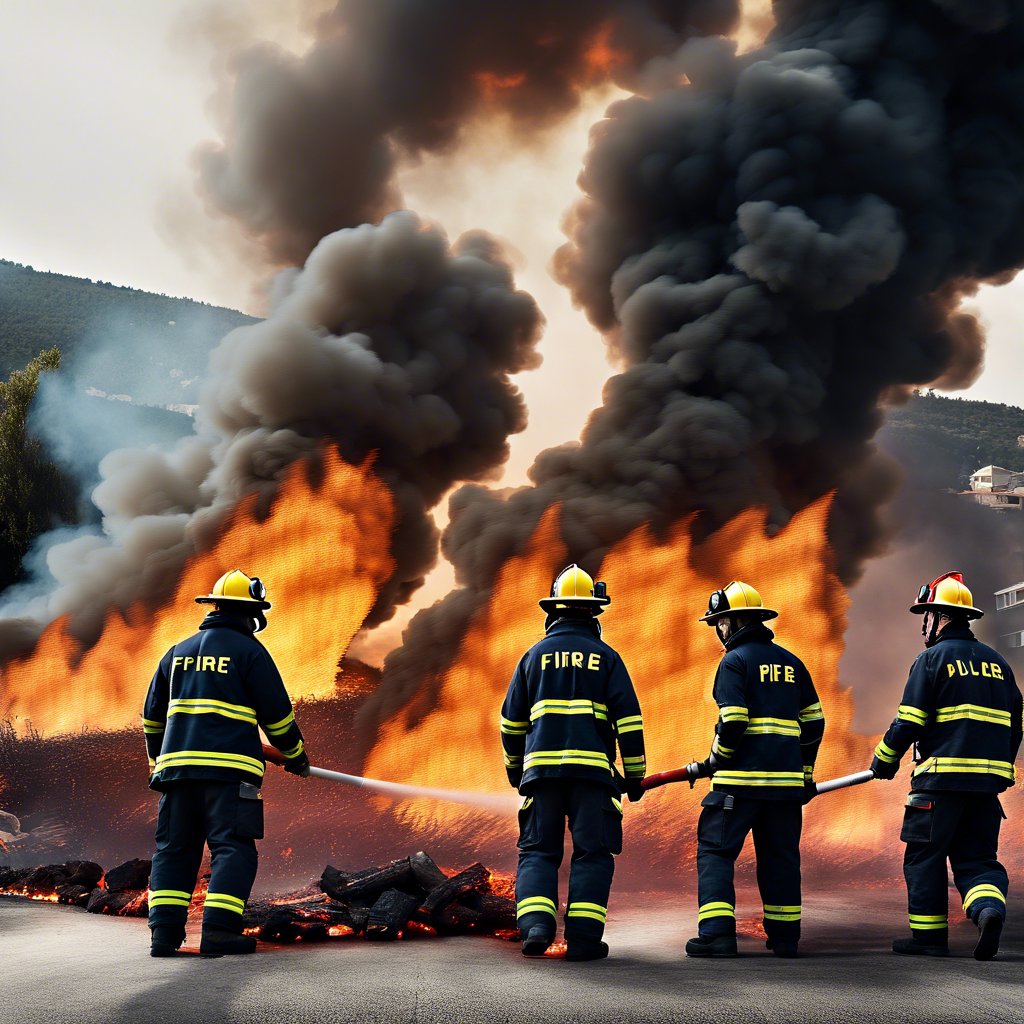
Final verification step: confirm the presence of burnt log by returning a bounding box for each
[464,892,517,931]
[432,901,485,935]
[119,891,149,917]
[320,857,416,903]
[409,851,447,891]
[0,866,31,890]
[103,859,151,892]
[55,884,91,908]
[365,889,420,942]
[87,888,139,915]
[422,863,488,917]
[259,908,329,943]
[18,861,104,895]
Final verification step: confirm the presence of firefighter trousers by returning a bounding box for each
[696,792,802,944]
[901,790,1008,943]
[516,779,623,943]
[148,779,264,936]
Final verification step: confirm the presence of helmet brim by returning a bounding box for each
[539,596,609,613]
[196,595,272,610]
[909,601,983,619]
[698,607,778,624]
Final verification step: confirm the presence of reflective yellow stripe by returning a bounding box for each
[746,717,800,737]
[712,771,803,787]
[913,757,1015,781]
[963,884,1006,911]
[798,703,824,722]
[141,717,165,733]
[764,904,801,921]
[567,901,607,923]
[523,749,611,771]
[909,914,947,923]
[143,724,165,735]
[621,754,646,777]
[264,711,295,736]
[698,901,734,922]
[711,737,734,757]
[935,704,1011,727]
[168,698,257,725]
[504,753,524,767]
[897,704,928,726]
[279,740,304,759]
[149,897,192,909]
[874,741,899,764]
[500,716,530,735]
[155,750,265,778]
[204,892,245,914]
[611,797,622,814]
[530,700,609,722]
[149,888,192,907]
[719,706,749,722]
[517,896,557,919]
[148,758,156,770]
[616,714,644,735]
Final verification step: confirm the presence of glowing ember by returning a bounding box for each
[328,924,354,938]
[543,940,568,959]
[1,448,394,737]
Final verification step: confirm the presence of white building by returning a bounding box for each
[970,465,1016,491]
[995,582,1024,652]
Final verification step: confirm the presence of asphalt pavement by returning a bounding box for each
[1,887,1022,1024]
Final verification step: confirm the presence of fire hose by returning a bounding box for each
[262,744,519,814]
[641,763,876,794]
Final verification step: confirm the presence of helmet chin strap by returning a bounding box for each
[252,609,268,633]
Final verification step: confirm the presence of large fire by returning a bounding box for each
[0,448,395,737]
[365,495,1023,872]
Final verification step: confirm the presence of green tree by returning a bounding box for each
[0,347,77,587]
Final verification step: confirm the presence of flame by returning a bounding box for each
[328,924,354,938]
[475,71,528,101]
[582,24,625,77]
[1,448,395,737]
[365,495,920,869]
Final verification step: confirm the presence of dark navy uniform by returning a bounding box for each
[143,611,305,935]
[872,624,1023,942]
[696,622,825,945]
[500,616,645,944]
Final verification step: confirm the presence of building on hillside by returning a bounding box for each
[970,465,1016,491]
[994,582,1024,662]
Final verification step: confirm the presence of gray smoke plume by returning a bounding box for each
[0,213,540,654]
[196,0,740,266]
[359,0,1024,740]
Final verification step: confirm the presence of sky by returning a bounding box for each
[1,1,1022,666]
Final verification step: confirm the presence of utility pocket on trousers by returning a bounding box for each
[698,791,732,849]
[235,782,265,840]
[604,795,624,856]
[900,794,934,844]
[517,795,537,851]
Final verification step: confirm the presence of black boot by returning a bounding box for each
[150,925,185,958]
[892,936,948,957]
[974,908,1003,962]
[765,937,799,958]
[199,928,257,956]
[521,925,554,958]
[565,939,609,962]
[685,934,738,958]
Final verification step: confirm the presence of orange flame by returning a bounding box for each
[474,71,528,101]
[1,448,395,737]
[582,24,626,77]
[364,495,932,869]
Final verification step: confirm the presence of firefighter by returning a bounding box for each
[143,569,310,957]
[500,564,646,962]
[686,581,825,959]
[870,570,1023,961]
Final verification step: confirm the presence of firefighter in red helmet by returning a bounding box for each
[870,571,1022,960]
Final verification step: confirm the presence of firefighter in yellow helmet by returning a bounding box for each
[870,571,1022,960]
[500,565,646,961]
[142,570,309,957]
[686,581,825,958]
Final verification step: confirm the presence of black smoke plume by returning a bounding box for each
[0,214,540,654]
[196,0,740,266]
[360,0,1024,740]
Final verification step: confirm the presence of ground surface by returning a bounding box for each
[2,887,1022,1024]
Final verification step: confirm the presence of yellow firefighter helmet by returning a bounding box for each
[195,569,272,609]
[699,580,778,624]
[539,564,610,614]
[909,571,983,619]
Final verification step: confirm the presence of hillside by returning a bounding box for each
[0,259,256,405]
[882,391,1024,489]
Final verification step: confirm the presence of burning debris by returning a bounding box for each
[0,851,518,947]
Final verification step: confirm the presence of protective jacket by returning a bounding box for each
[873,624,1022,792]
[142,612,305,789]
[500,617,645,793]
[707,622,825,801]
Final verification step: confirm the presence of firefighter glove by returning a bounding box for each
[870,754,898,780]
[626,778,645,803]
[506,768,523,790]
[284,752,311,777]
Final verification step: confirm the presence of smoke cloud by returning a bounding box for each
[194,0,741,266]
[1,213,540,653]
[360,0,1024,738]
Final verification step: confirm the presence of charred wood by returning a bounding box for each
[365,888,420,941]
